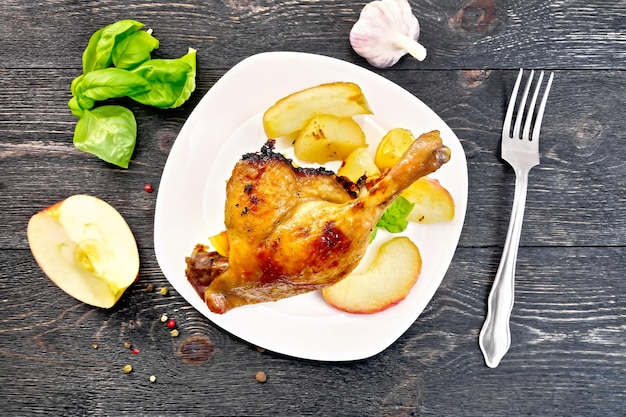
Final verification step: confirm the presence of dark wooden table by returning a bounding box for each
[2,1,625,415]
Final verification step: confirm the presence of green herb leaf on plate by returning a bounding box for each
[371,196,415,240]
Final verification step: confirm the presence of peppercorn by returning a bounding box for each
[124,342,131,349]
[144,183,154,193]
[132,348,139,355]
[160,287,168,296]
[255,371,267,383]
[170,329,179,337]
[146,283,154,292]
[166,319,176,329]
[160,314,168,323]
[149,375,157,383]
[123,364,133,374]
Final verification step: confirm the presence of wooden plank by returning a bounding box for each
[0,1,624,70]
[1,246,624,415]
[2,1,625,415]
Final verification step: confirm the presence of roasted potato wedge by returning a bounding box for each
[374,127,416,170]
[263,82,372,139]
[294,115,366,164]
[337,146,381,182]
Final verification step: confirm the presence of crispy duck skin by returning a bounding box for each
[185,244,229,296]
[186,130,450,313]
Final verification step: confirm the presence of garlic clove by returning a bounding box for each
[349,0,427,68]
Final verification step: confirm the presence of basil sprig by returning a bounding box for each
[69,19,197,168]
[371,196,415,241]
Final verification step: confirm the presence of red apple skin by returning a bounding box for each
[402,177,455,224]
[321,236,422,314]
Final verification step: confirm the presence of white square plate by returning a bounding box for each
[154,52,467,361]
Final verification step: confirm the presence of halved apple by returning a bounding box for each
[402,177,455,224]
[262,82,372,139]
[321,236,421,314]
[27,194,139,308]
[337,146,381,182]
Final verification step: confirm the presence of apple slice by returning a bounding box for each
[321,236,421,314]
[401,177,455,224]
[208,230,229,257]
[27,194,139,308]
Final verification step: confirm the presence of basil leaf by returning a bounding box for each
[79,68,151,101]
[377,196,414,232]
[130,48,196,108]
[68,97,84,118]
[112,30,159,70]
[69,74,95,111]
[73,106,137,168]
[371,196,414,240]
[70,74,84,96]
[82,19,144,73]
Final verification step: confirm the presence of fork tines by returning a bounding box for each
[505,69,555,142]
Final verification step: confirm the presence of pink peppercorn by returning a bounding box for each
[166,319,176,329]
[144,183,154,193]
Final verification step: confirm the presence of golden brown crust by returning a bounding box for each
[185,132,450,313]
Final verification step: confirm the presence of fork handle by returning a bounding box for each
[479,168,530,368]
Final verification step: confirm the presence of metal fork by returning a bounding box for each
[479,69,554,368]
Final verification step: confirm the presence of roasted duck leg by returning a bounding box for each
[186,130,450,313]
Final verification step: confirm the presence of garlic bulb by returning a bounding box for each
[349,0,427,68]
